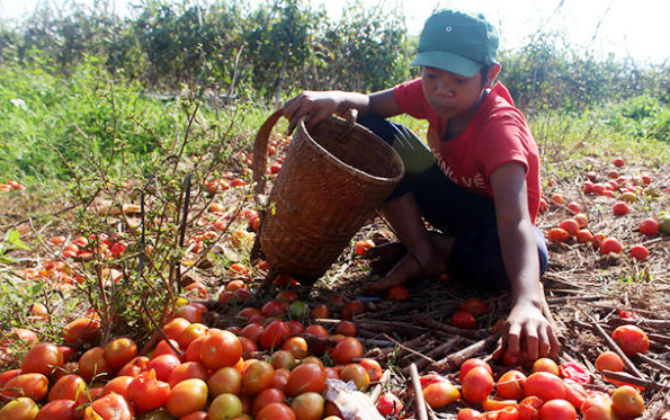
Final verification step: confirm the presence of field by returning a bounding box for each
[1,7,670,418]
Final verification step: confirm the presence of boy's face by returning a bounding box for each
[421,66,488,120]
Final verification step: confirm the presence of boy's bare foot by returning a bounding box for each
[363,253,424,292]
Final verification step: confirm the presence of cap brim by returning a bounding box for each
[411,51,481,77]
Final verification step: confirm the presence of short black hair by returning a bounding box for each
[480,65,490,86]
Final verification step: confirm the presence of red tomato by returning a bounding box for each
[79,346,114,382]
[461,298,487,315]
[548,228,570,242]
[147,353,181,382]
[452,310,476,328]
[21,343,64,377]
[524,372,567,401]
[168,361,208,387]
[611,325,649,356]
[612,158,625,167]
[377,392,403,416]
[252,388,286,415]
[462,366,494,403]
[595,351,624,373]
[127,369,170,412]
[518,396,544,420]
[103,376,134,399]
[48,374,87,401]
[458,408,483,420]
[262,300,286,317]
[282,336,309,359]
[459,358,492,383]
[3,373,49,401]
[558,219,579,236]
[638,218,659,235]
[331,337,364,364]
[36,399,76,420]
[576,229,594,243]
[386,285,412,301]
[539,399,576,420]
[630,244,650,260]
[600,237,623,255]
[200,329,243,369]
[163,317,191,341]
[259,320,290,350]
[334,320,356,336]
[256,402,296,420]
[118,356,149,377]
[612,202,630,216]
[566,202,581,214]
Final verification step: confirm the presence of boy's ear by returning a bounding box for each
[485,63,502,88]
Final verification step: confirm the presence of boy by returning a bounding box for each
[281,9,559,362]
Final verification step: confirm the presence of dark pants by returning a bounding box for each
[360,115,548,290]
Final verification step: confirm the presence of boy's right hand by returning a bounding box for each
[282,91,344,135]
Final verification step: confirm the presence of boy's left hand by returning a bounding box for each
[493,301,560,363]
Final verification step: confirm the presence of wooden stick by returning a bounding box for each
[410,314,483,339]
[409,363,428,420]
[427,334,500,373]
[602,370,670,390]
[381,334,436,365]
[637,353,670,374]
[409,337,461,373]
[369,369,392,404]
[588,317,647,380]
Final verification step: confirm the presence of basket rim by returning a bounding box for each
[297,116,405,185]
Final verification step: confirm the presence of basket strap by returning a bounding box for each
[252,108,284,199]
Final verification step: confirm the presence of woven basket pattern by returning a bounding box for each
[253,110,404,282]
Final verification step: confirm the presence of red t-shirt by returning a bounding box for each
[393,79,542,223]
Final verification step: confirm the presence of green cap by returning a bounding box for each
[411,9,499,77]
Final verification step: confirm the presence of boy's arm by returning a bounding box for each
[489,162,560,362]
[282,88,401,134]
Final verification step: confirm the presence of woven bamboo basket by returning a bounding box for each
[251,109,405,283]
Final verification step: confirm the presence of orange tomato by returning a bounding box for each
[531,358,559,376]
[165,378,209,417]
[285,363,326,396]
[339,363,370,392]
[242,360,275,395]
[496,369,526,400]
[104,337,138,370]
[611,385,644,418]
[252,388,286,415]
[290,391,325,420]
[48,374,87,401]
[256,402,296,420]
[611,325,649,356]
[422,381,460,408]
